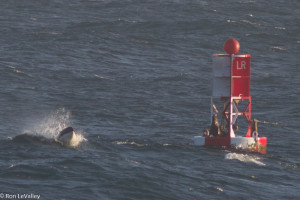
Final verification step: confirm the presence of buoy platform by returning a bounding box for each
[194,135,267,154]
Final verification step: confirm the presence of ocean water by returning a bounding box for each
[0,0,299,199]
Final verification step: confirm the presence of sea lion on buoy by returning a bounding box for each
[210,115,221,137]
[251,118,258,136]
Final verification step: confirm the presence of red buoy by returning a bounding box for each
[224,39,240,54]
[194,39,267,154]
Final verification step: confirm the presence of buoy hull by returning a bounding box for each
[194,136,267,154]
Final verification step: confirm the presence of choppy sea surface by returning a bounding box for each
[0,1,299,199]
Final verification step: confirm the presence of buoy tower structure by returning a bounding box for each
[194,39,267,154]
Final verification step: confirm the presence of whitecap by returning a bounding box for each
[275,26,286,30]
[270,46,285,51]
[126,158,141,165]
[94,74,115,80]
[214,186,224,192]
[8,66,34,78]
[8,164,15,169]
[113,140,146,147]
[240,19,260,26]
[118,18,138,24]
[225,153,266,166]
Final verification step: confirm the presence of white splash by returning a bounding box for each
[225,153,266,166]
[65,132,87,147]
[24,108,87,147]
[29,108,71,139]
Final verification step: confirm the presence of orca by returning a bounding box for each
[13,133,53,144]
[13,127,80,147]
[57,127,79,146]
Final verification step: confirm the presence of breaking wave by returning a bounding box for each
[225,153,266,166]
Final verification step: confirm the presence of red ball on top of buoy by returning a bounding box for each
[224,38,240,54]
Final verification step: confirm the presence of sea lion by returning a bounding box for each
[251,118,258,136]
[210,115,221,137]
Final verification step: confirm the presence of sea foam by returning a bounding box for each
[225,153,266,166]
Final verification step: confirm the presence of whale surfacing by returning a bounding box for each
[13,127,84,148]
[57,127,79,147]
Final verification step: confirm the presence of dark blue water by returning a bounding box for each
[0,1,299,199]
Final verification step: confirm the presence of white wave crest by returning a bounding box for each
[113,140,146,147]
[225,153,266,166]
